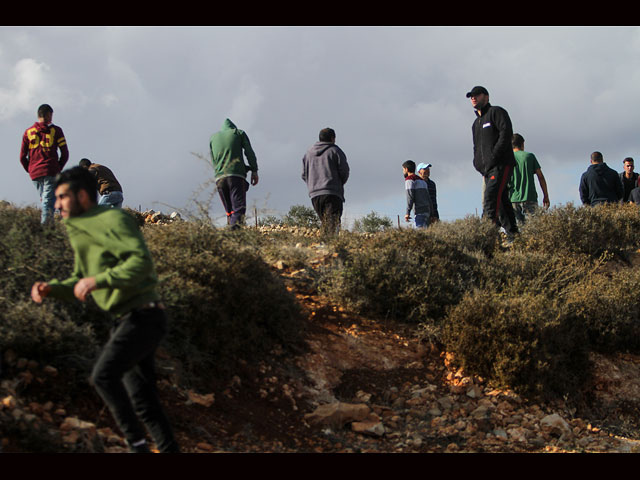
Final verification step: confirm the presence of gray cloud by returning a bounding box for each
[2,26,640,225]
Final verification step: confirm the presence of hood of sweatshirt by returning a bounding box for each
[32,121,52,133]
[221,118,237,130]
[310,142,336,156]
[590,163,613,176]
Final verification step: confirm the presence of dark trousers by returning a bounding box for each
[90,307,179,453]
[482,164,518,237]
[217,176,249,227]
[311,194,343,235]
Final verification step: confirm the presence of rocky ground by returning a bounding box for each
[3,237,640,453]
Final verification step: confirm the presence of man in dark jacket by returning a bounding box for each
[467,86,518,240]
[20,104,69,224]
[301,128,350,235]
[619,157,639,203]
[579,151,623,206]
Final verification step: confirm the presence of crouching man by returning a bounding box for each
[30,166,179,453]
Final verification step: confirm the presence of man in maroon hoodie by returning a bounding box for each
[20,104,69,224]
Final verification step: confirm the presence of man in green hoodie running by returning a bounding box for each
[209,118,259,228]
[30,166,179,453]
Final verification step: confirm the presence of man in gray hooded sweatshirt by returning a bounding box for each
[301,128,350,234]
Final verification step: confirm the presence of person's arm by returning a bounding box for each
[579,174,590,205]
[19,132,30,173]
[35,251,83,303]
[491,108,514,167]
[535,168,550,209]
[616,173,624,201]
[337,149,350,185]
[405,182,414,222]
[240,133,258,186]
[301,155,308,183]
[56,126,69,169]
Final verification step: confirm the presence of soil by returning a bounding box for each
[3,263,640,454]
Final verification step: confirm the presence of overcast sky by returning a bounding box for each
[3,26,640,227]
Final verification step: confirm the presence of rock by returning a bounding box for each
[186,390,215,407]
[355,390,372,403]
[540,413,572,436]
[60,417,97,433]
[196,442,215,451]
[437,395,454,410]
[507,427,529,443]
[493,428,508,440]
[43,365,58,376]
[466,384,484,399]
[304,402,371,427]
[352,420,385,437]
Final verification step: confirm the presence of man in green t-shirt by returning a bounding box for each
[30,166,179,453]
[509,133,550,225]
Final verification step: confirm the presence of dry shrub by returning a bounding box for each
[515,202,640,258]
[0,204,103,363]
[319,220,498,324]
[443,290,590,399]
[144,222,303,385]
[562,267,640,353]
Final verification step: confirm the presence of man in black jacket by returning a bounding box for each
[579,151,623,206]
[619,157,639,203]
[467,86,518,240]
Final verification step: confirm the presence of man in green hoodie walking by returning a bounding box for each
[209,118,259,228]
[30,166,179,453]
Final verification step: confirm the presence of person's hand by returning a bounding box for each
[543,196,550,209]
[74,277,97,302]
[405,214,411,223]
[251,171,259,186]
[31,281,51,303]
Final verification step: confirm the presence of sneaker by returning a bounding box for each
[128,439,151,453]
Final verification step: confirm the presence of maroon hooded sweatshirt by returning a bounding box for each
[20,122,69,180]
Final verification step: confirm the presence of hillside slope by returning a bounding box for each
[3,253,640,453]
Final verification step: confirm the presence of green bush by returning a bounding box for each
[144,222,303,385]
[0,204,104,363]
[319,223,496,324]
[283,205,320,229]
[352,211,393,233]
[515,202,640,258]
[562,267,640,354]
[443,290,590,399]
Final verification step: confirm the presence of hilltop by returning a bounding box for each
[3,209,640,453]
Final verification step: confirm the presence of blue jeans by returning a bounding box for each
[415,213,430,228]
[90,307,179,453]
[99,191,124,208]
[32,175,56,224]
[512,200,538,225]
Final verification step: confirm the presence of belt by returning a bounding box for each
[116,301,166,323]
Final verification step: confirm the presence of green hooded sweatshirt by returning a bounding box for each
[47,206,160,317]
[209,118,258,180]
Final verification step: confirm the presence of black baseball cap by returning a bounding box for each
[466,86,489,98]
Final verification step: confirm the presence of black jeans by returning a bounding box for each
[482,164,518,237]
[90,307,179,453]
[311,194,343,235]
[216,176,249,227]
